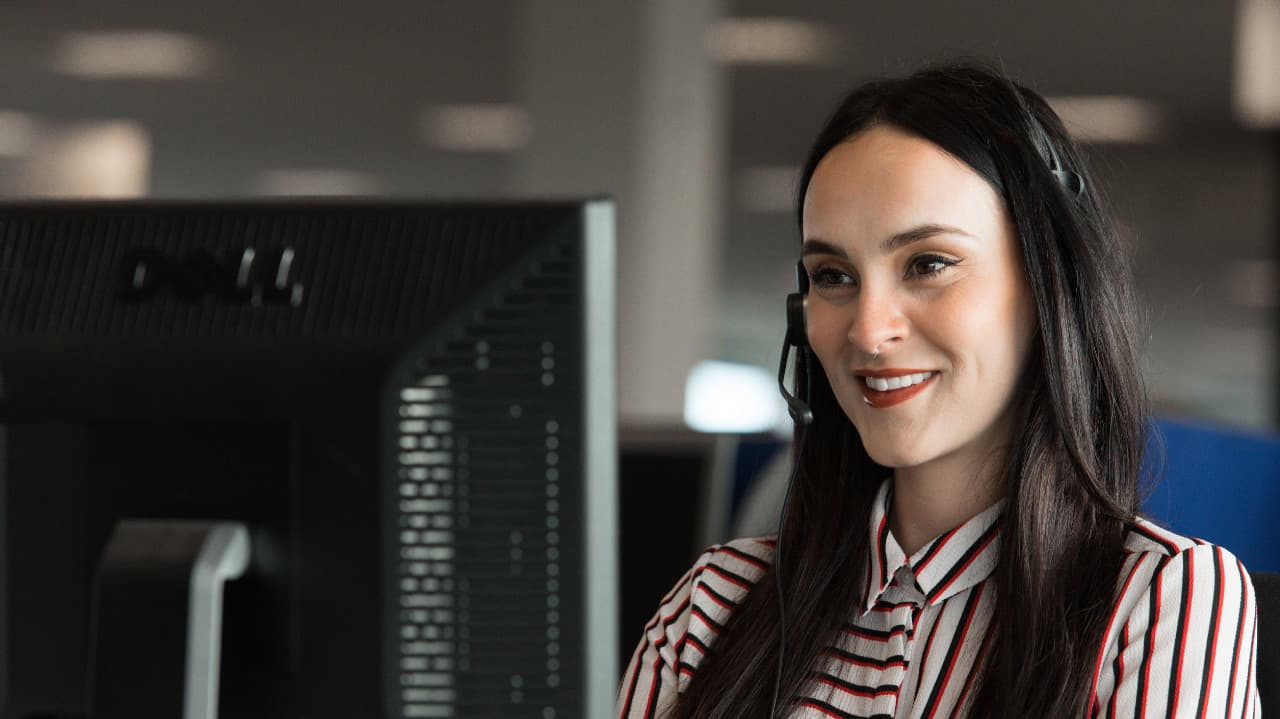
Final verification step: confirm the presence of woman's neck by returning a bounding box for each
[888,448,1006,556]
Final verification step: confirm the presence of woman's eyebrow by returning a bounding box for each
[803,223,975,258]
[881,223,974,252]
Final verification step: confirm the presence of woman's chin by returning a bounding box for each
[861,442,931,471]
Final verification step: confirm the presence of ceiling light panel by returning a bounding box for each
[1046,96,1164,143]
[421,104,532,152]
[52,31,214,79]
[1234,0,1280,127]
[705,18,844,65]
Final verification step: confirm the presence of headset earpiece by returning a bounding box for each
[1042,133,1085,199]
[779,260,813,425]
[785,261,808,348]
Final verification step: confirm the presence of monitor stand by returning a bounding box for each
[89,520,250,719]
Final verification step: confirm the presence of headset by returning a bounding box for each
[767,108,1084,718]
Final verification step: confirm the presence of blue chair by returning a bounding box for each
[1142,418,1280,573]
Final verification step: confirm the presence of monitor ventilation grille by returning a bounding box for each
[392,242,580,718]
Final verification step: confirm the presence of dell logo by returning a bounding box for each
[119,247,305,306]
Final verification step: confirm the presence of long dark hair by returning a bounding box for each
[678,62,1150,718]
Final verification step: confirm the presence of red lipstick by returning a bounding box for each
[856,370,938,409]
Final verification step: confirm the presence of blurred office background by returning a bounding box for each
[0,0,1274,431]
[1,0,1276,657]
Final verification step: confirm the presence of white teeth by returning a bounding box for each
[864,372,934,392]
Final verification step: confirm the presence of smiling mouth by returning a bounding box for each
[857,371,938,409]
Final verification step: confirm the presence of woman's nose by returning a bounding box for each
[846,288,909,358]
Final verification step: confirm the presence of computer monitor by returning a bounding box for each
[0,199,617,719]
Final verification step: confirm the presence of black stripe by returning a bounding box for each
[910,524,958,573]
[1223,558,1247,717]
[700,561,757,590]
[876,515,890,593]
[1130,522,1182,557]
[698,581,740,610]
[822,646,909,668]
[642,653,664,719]
[840,622,913,641]
[925,522,999,603]
[808,669,902,697]
[950,628,992,719]
[676,660,697,675]
[658,596,692,636]
[1133,557,1169,719]
[714,543,771,571]
[1106,623,1125,719]
[798,697,860,719]
[690,604,725,633]
[913,607,946,706]
[685,632,710,654]
[871,600,919,613]
[1167,552,1193,717]
[920,582,985,719]
[1193,547,1224,717]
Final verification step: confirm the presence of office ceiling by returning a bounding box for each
[0,1,1242,191]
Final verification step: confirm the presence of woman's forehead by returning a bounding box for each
[801,125,1007,248]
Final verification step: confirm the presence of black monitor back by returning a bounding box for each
[0,200,617,718]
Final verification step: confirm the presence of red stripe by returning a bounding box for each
[1107,622,1130,719]
[798,700,852,718]
[621,590,690,718]
[1225,558,1248,719]
[1171,551,1196,719]
[873,510,890,596]
[913,610,945,705]
[819,649,909,670]
[1131,521,1188,556]
[925,583,985,719]
[695,583,735,611]
[950,625,993,719]
[1242,585,1258,718]
[1196,548,1226,719]
[1088,556,1145,714]
[1138,567,1163,718]
[927,526,998,602]
[912,523,962,574]
[870,601,917,613]
[659,596,692,631]
[715,543,770,571]
[812,676,898,699]
[689,605,723,635]
[640,653,663,719]
[619,643,645,718]
[840,624,911,642]
[701,564,754,591]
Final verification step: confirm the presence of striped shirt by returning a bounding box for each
[617,480,1261,718]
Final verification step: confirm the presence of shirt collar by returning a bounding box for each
[861,478,1004,615]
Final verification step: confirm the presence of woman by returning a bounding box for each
[617,63,1260,718]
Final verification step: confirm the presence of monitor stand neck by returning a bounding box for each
[89,520,250,719]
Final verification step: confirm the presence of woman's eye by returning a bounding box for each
[809,267,854,288]
[908,254,956,278]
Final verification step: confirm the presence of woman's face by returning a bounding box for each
[801,124,1036,474]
